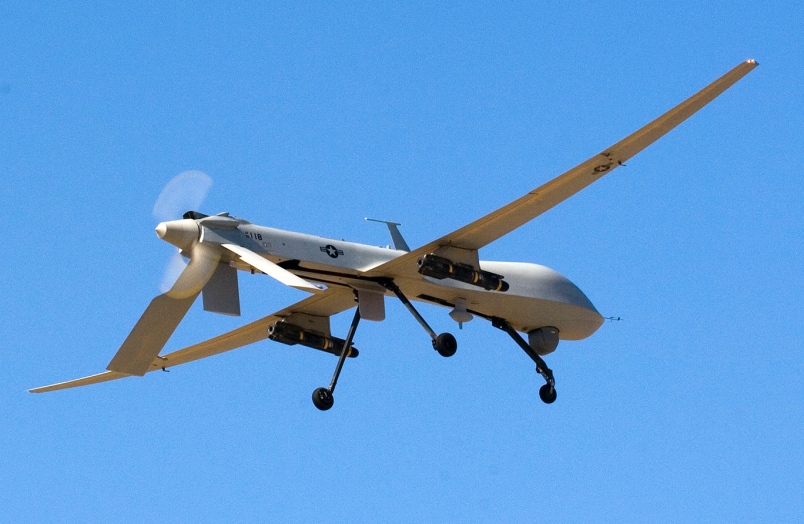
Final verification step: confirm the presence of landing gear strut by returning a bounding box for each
[492,317,557,404]
[380,280,457,357]
[312,277,456,411]
[312,307,361,411]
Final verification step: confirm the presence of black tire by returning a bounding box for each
[539,384,557,404]
[433,333,457,357]
[312,387,334,411]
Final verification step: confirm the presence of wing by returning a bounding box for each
[30,286,357,393]
[152,286,355,369]
[365,60,757,279]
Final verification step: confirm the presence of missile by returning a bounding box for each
[417,254,509,292]
[268,321,359,358]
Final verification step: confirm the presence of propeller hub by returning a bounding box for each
[155,219,200,249]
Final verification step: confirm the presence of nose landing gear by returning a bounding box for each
[539,383,557,404]
[492,317,558,405]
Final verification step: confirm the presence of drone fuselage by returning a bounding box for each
[192,220,603,341]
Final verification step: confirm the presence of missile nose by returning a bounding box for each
[155,219,200,249]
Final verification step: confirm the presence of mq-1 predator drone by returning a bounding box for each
[32,60,758,410]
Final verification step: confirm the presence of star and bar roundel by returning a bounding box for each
[320,244,344,259]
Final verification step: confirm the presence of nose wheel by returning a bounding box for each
[539,383,557,404]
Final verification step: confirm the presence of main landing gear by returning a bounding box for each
[380,280,457,357]
[312,307,362,411]
[492,318,557,404]
[311,282,558,409]
[312,280,457,411]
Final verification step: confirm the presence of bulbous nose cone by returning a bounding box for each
[155,219,200,249]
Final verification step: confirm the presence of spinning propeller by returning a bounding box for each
[152,170,213,295]
[106,171,231,376]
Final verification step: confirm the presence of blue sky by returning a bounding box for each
[2,1,802,522]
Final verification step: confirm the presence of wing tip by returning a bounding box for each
[28,371,129,393]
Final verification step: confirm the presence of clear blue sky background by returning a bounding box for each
[2,2,801,522]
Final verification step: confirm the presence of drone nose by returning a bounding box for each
[155,219,200,249]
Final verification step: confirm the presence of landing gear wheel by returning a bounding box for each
[539,384,557,404]
[312,387,334,411]
[433,333,457,357]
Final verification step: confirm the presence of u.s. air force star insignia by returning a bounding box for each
[320,244,344,259]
